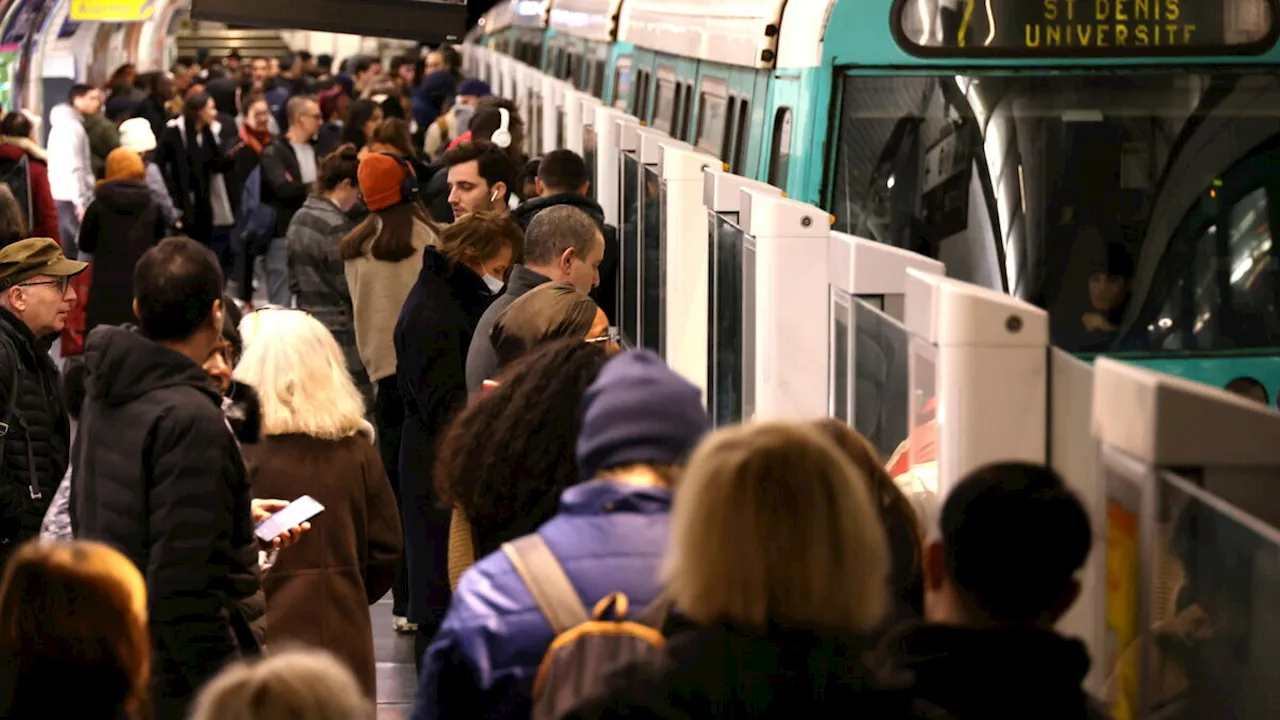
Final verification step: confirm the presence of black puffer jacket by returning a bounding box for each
[0,307,68,567]
[71,325,261,720]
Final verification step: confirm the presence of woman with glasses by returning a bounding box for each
[233,307,402,699]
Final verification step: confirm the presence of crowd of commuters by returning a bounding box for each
[0,43,1124,720]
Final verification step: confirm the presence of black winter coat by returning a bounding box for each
[79,179,166,332]
[71,325,262,720]
[0,307,68,567]
[510,192,621,323]
[393,248,494,629]
[155,117,233,244]
[259,137,311,237]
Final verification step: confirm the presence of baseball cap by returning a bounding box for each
[0,238,88,287]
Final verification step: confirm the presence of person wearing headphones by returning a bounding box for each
[441,142,518,221]
[424,98,524,222]
[339,150,441,637]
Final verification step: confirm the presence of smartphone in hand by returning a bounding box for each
[254,495,325,543]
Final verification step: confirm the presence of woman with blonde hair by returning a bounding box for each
[189,648,372,720]
[234,308,403,698]
[568,421,913,718]
[0,540,150,719]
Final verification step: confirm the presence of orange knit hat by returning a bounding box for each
[358,152,413,212]
[104,147,145,183]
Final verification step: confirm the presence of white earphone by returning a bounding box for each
[490,107,512,149]
[490,188,500,202]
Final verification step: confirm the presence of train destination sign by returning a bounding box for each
[896,0,1276,55]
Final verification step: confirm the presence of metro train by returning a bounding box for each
[467,0,1280,399]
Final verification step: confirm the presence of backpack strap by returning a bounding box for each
[0,331,21,452]
[502,535,589,634]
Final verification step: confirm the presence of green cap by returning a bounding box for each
[0,238,88,287]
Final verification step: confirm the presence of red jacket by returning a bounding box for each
[0,137,60,243]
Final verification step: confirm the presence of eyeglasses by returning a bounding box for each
[18,277,71,293]
[585,327,621,345]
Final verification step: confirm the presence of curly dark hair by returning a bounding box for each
[434,338,609,556]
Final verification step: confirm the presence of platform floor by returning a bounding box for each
[372,597,419,719]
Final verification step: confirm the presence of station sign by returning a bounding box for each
[896,0,1277,56]
[70,0,154,22]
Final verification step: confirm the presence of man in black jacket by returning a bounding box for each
[0,238,86,569]
[259,94,321,306]
[873,463,1108,719]
[510,149,620,324]
[72,237,260,720]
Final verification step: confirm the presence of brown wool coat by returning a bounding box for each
[242,432,403,698]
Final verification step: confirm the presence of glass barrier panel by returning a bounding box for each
[709,211,745,426]
[584,125,598,201]
[1102,459,1146,720]
[896,337,940,527]
[743,233,757,421]
[831,289,852,425]
[620,153,642,346]
[853,298,911,460]
[640,166,664,355]
[1146,471,1280,720]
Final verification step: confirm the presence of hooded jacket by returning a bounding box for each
[414,482,672,720]
[71,325,261,719]
[510,192,621,323]
[46,104,94,209]
[78,179,166,331]
[0,136,60,242]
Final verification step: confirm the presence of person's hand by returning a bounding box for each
[1082,311,1117,332]
[251,498,311,550]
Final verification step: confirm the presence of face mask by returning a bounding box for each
[483,273,504,294]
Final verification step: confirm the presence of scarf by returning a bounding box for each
[239,123,272,155]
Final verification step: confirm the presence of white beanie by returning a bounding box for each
[118,117,156,154]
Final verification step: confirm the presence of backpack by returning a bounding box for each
[502,534,670,720]
[0,154,32,228]
[236,165,277,257]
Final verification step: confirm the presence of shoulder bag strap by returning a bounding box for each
[502,534,589,634]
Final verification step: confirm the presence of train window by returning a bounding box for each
[679,82,694,140]
[768,107,792,187]
[652,78,676,133]
[695,77,730,158]
[633,70,649,120]
[894,0,1278,57]
[593,59,606,99]
[614,58,633,111]
[732,99,750,175]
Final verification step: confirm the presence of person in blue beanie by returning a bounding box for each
[412,348,711,720]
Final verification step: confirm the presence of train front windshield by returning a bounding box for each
[828,71,1280,353]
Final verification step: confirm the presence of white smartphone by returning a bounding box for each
[254,495,325,542]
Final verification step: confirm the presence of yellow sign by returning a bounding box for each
[70,0,154,22]
[1026,0,1198,48]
